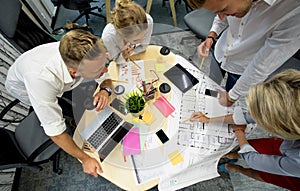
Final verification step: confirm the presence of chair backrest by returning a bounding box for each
[15,112,60,163]
[62,0,91,11]
[0,0,56,52]
[184,8,216,40]
[0,0,21,38]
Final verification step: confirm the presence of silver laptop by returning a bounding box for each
[80,107,133,161]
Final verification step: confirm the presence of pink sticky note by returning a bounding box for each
[123,128,141,156]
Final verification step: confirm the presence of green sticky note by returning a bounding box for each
[155,63,166,72]
[131,122,149,150]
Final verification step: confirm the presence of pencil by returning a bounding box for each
[129,57,141,69]
[199,57,205,70]
[112,79,128,83]
[182,113,207,123]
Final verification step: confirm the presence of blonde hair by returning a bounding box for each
[111,0,148,38]
[186,0,207,9]
[247,69,300,140]
[59,29,104,68]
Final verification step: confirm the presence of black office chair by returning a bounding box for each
[0,100,62,175]
[0,0,65,176]
[0,0,56,53]
[51,0,106,29]
[184,8,216,40]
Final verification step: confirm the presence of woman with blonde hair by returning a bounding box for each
[102,0,153,65]
[190,69,300,190]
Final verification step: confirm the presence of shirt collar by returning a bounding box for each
[60,57,74,84]
[263,0,277,6]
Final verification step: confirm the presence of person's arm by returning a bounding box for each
[190,112,235,124]
[228,15,300,100]
[198,16,228,57]
[26,77,103,177]
[50,132,102,177]
[235,126,300,177]
[209,15,228,38]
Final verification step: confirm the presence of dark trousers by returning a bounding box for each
[209,55,241,91]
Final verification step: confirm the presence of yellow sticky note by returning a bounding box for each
[168,150,184,166]
[142,111,156,125]
[155,63,166,72]
[132,118,140,123]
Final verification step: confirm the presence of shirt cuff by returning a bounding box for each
[228,89,240,101]
[233,106,247,125]
[238,144,257,154]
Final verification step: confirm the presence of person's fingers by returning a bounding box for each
[91,170,98,178]
[93,96,99,107]
[198,41,210,57]
[95,96,109,111]
[96,162,103,174]
[191,112,202,118]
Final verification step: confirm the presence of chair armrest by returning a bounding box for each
[0,99,23,123]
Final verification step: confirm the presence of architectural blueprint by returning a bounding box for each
[158,55,256,190]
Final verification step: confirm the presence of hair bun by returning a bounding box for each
[116,0,132,8]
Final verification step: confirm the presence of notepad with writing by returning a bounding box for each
[153,95,175,117]
[123,127,141,156]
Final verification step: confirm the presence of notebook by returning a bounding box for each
[153,95,175,117]
[80,107,133,161]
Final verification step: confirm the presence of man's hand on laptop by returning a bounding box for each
[93,91,109,111]
[82,156,103,177]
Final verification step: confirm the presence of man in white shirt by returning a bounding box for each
[188,0,300,106]
[5,29,113,177]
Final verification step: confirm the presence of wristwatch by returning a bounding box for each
[227,94,237,103]
[207,36,216,44]
[100,87,112,96]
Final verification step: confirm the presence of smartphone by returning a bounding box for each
[205,89,218,98]
[156,129,169,144]
[110,98,128,115]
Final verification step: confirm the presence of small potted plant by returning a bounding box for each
[124,90,145,115]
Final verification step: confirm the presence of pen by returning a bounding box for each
[112,79,128,83]
[129,57,141,69]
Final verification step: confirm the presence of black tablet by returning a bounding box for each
[163,64,199,93]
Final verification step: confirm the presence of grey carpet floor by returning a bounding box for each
[16,30,286,191]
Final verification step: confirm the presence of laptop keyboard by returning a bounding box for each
[87,112,123,149]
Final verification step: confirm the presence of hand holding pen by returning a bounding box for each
[189,112,209,123]
[122,41,135,61]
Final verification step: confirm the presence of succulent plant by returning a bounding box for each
[124,91,145,113]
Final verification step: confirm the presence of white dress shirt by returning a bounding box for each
[102,14,153,65]
[5,42,106,136]
[210,0,300,100]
